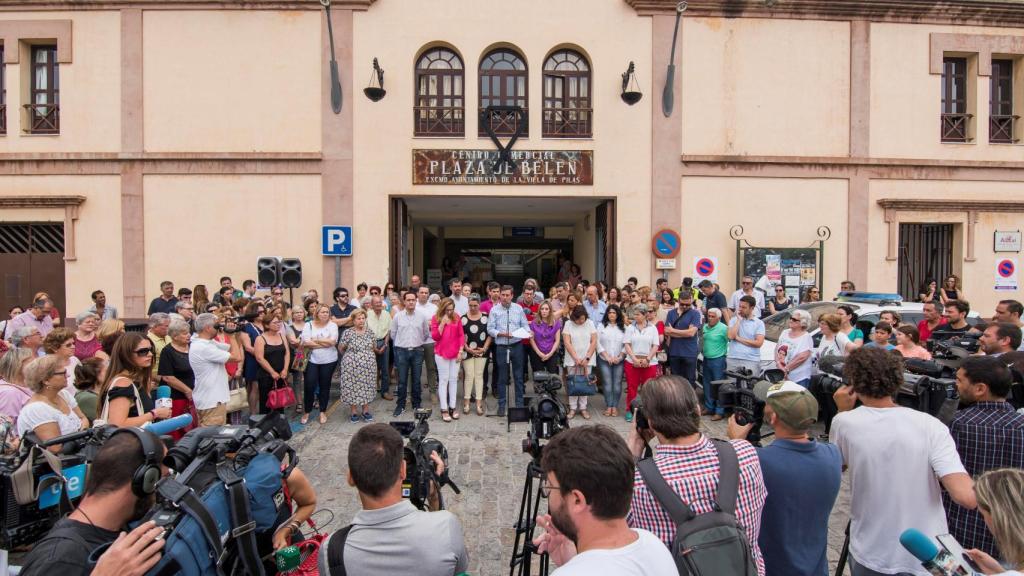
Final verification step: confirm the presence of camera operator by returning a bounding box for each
[727,381,842,576]
[830,346,977,576]
[531,426,676,575]
[930,299,971,342]
[188,312,243,426]
[965,468,1024,576]
[625,375,767,574]
[19,429,166,576]
[943,356,1024,559]
[979,322,1022,357]
[318,423,467,576]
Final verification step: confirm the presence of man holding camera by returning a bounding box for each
[318,423,467,576]
[532,426,676,575]
[625,375,767,574]
[944,356,1024,558]
[189,312,243,426]
[830,347,977,576]
[20,430,166,576]
[728,381,842,576]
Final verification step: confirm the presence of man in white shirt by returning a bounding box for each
[532,425,676,576]
[449,278,469,316]
[830,346,977,576]
[729,276,765,318]
[188,313,243,426]
[416,286,439,393]
[727,296,765,376]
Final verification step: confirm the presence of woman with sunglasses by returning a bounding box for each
[42,328,81,392]
[17,355,89,453]
[96,332,171,427]
[803,286,821,303]
[767,285,793,315]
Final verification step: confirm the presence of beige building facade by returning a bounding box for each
[0,0,1022,320]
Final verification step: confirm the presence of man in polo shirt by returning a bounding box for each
[729,276,765,319]
[728,381,842,576]
[917,301,947,343]
[147,281,178,315]
[664,292,701,385]
[727,295,765,376]
[582,286,607,324]
[3,298,54,340]
[699,280,730,323]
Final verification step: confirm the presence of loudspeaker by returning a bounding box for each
[257,257,281,287]
[281,258,302,288]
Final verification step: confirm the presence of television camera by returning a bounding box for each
[389,408,460,512]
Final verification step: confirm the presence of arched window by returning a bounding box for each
[543,49,590,137]
[479,48,528,137]
[415,47,464,136]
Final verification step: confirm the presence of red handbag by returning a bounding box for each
[267,378,296,410]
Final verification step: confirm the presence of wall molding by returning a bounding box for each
[878,198,1024,262]
[0,0,374,11]
[0,19,72,64]
[0,195,85,261]
[930,33,1024,76]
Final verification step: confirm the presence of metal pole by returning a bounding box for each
[335,256,342,289]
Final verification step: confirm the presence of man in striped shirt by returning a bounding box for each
[626,375,767,575]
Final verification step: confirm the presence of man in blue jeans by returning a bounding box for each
[389,292,430,417]
[486,285,530,416]
[664,292,701,385]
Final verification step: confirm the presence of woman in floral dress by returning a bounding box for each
[338,309,378,423]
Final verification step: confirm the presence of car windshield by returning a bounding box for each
[763,302,855,342]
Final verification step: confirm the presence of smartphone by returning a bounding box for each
[936,533,981,573]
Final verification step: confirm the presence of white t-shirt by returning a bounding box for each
[563,320,597,367]
[830,406,967,576]
[813,332,850,374]
[189,336,232,411]
[301,321,340,365]
[552,528,677,576]
[597,324,625,359]
[17,390,80,438]
[624,324,660,364]
[777,329,814,382]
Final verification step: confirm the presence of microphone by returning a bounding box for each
[155,385,173,410]
[143,414,193,437]
[898,529,973,576]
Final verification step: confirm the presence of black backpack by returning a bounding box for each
[637,439,756,576]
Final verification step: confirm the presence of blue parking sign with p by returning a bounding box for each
[322,226,352,256]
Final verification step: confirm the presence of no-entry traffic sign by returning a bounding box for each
[998,259,1015,277]
[694,256,718,282]
[652,229,681,258]
[996,258,1018,291]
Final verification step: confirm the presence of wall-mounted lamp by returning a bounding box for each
[621,61,642,105]
[363,58,386,102]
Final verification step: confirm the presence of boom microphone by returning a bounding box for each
[143,414,193,437]
[898,529,973,576]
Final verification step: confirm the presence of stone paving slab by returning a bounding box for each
[289,391,852,576]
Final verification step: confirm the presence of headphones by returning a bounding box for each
[111,427,162,498]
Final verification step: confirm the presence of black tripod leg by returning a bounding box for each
[510,464,535,576]
[835,520,851,576]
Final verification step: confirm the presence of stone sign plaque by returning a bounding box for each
[413,149,593,185]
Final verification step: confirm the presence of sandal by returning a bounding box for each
[581,410,591,420]
[463,402,470,414]
[451,410,460,420]
[568,410,576,420]
[602,408,612,417]
[319,413,327,425]
[442,410,452,422]
[476,403,485,416]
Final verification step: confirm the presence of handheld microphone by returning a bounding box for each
[898,529,973,576]
[155,385,173,410]
[143,414,193,437]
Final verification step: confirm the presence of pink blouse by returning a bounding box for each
[430,315,465,359]
[0,379,33,427]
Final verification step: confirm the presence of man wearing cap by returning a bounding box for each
[728,381,842,576]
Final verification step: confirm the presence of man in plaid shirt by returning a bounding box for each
[626,375,767,575]
[944,356,1024,558]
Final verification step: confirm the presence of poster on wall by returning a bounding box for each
[786,287,801,303]
[995,258,1019,291]
[800,266,817,286]
[765,255,782,283]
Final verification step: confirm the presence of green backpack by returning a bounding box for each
[637,439,756,576]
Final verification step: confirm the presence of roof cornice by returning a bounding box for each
[626,0,1024,26]
[0,0,376,11]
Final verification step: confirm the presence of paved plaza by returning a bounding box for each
[289,387,853,576]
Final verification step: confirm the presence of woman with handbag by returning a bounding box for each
[623,303,660,422]
[338,309,379,423]
[157,319,197,439]
[286,305,306,415]
[562,305,597,420]
[255,313,291,415]
[97,332,171,427]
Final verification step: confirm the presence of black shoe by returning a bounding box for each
[496,405,507,417]
[393,406,405,417]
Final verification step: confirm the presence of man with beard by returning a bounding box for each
[979,322,1022,357]
[532,425,675,575]
[20,429,167,576]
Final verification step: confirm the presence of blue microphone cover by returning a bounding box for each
[899,528,939,563]
[156,385,171,399]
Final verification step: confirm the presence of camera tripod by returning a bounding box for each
[509,458,550,576]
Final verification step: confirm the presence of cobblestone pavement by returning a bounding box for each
[289,388,852,576]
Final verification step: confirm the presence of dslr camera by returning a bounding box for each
[389,409,460,511]
[509,371,569,461]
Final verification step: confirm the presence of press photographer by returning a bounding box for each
[189,312,244,426]
[830,346,977,576]
[318,423,467,576]
[19,428,167,576]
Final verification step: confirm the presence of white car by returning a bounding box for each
[757,292,980,374]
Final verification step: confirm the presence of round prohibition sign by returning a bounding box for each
[652,229,682,258]
[998,259,1015,278]
[696,258,715,277]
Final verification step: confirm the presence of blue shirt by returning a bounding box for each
[582,299,608,324]
[727,316,765,362]
[665,307,702,358]
[757,439,842,576]
[486,302,530,345]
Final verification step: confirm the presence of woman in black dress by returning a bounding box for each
[97,332,171,426]
[255,313,290,414]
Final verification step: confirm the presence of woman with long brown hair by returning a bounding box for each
[96,332,171,427]
[193,284,211,313]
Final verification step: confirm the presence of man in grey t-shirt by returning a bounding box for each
[319,424,468,576]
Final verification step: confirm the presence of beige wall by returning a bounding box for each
[681,17,850,157]
[141,175,322,304]
[143,11,321,153]
[0,175,122,315]
[871,23,1024,161]
[680,176,849,295]
[351,0,652,286]
[867,179,1024,314]
[0,11,121,153]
